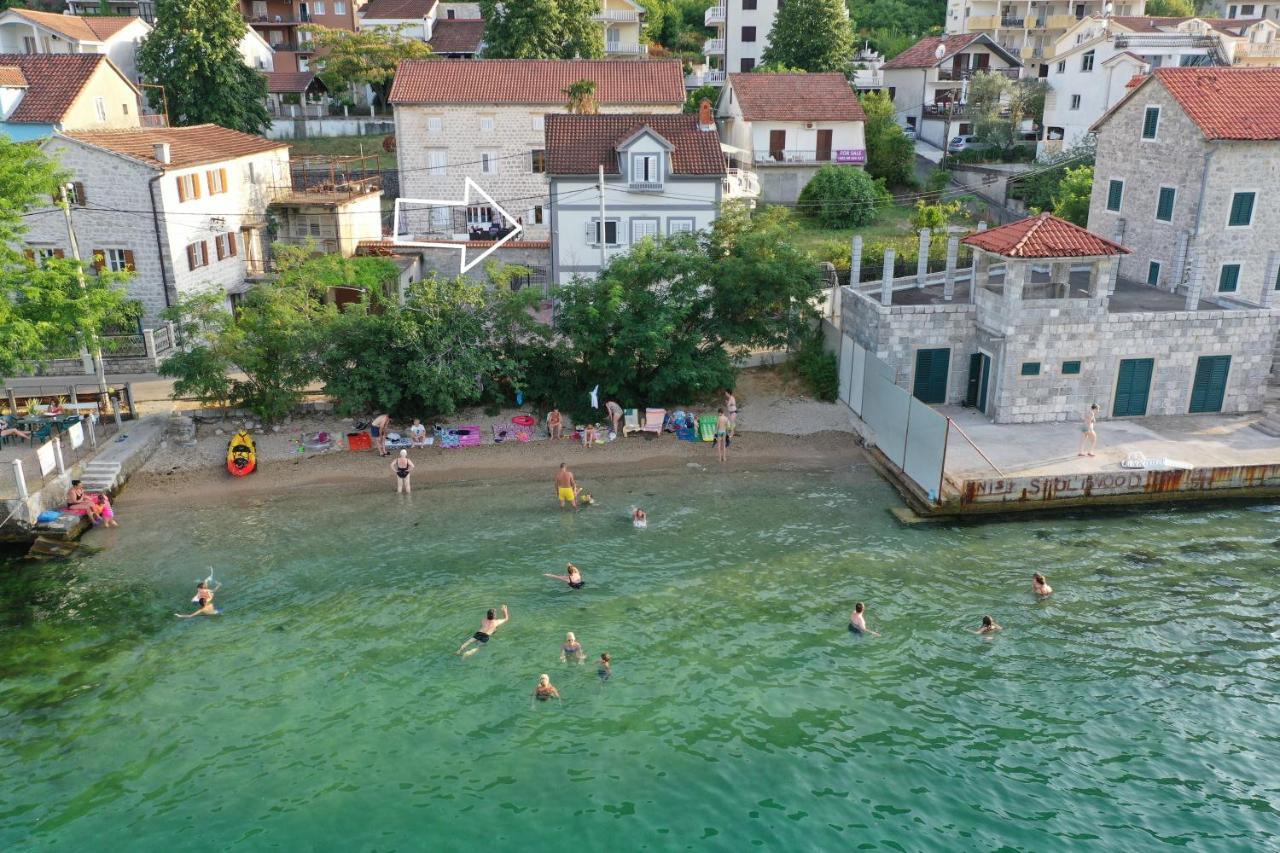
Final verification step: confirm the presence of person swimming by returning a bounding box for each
[632,507,647,528]
[544,563,585,589]
[177,578,222,617]
[533,673,561,701]
[975,615,1003,635]
[1033,573,1053,596]
[848,601,881,636]
[597,652,612,682]
[456,605,510,657]
[560,631,585,663]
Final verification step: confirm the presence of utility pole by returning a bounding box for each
[598,163,607,269]
[60,183,109,401]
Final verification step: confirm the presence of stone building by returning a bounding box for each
[23,126,291,327]
[389,59,685,242]
[841,213,1280,423]
[1087,66,1280,306]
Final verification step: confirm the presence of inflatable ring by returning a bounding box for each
[511,414,536,427]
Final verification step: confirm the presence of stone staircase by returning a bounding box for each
[78,460,122,493]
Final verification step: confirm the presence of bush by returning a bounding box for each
[793,329,838,402]
[797,166,892,228]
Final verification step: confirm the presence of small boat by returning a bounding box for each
[227,430,257,476]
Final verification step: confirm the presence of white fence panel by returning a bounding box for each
[849,343,867,416]
[903,398,948,500]
[838,335,854,405]
[862,359,911,469]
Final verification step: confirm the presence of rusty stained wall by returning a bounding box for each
[956,464,1280,507]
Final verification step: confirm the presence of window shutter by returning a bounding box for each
[201,240,208,265]
[228,232,237,256]
[215,236,225,260]
[206,170,214,194]
[586,220,596,243]
[53,249,65,259]
[176,176,186,202]
[72,182,86,206]
[192,177,202,199]
[122,250,135,271]
[92,250,105,273]
[23,248,33,261]
[186,243,197,270]
[220,168,228,192]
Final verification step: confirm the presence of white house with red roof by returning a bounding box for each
[389,58,685,242]
[881,33,1022,149]
[839,211,1279,423]
[0,9,150,82]
[1088,66,1280,309]
[716,71,867,204]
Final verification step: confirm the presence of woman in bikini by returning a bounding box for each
[560,631,585,663]
[65,480,102,524]
[533,673,561,702]
[544,563,585,589]
[391,449,414,494]
[177,581,221,618]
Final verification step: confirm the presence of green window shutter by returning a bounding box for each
[1228,192,1255,227]
[1147,261,1161,285]
[1189,355,1230,414]
[1218,264,1240,293]
[1107,180,1123,212]
[1142,107,1160,139]
[1156,187,1175,221]
[1274,261,1280,291]
[1114,358,1154,417]
[1062,360,1082,375]
[913,348,950,405]
[1021,361,1040,376]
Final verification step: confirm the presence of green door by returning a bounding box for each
[913,347,950,405]
[1113,358,1154,417]
[1189,355,1230,413]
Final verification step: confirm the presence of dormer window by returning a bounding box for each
[630,152,662,190]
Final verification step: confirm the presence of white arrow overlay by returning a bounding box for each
[391,177,524,274]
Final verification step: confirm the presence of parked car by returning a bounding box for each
[902,125,916,141]
[947,134,985,153]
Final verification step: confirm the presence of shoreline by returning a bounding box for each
[127,429,865,508]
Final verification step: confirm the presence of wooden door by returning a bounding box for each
[769,129,786,161]
[815,129,832,162]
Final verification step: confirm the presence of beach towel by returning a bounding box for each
[642,408,665,435]
[1121,451,1193,471]
[697,415,717,442]
[493,425,511,443]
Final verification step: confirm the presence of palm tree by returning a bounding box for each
[563,79,599,115]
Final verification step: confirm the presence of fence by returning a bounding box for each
[0,411,126,500]
[835,333,950,502]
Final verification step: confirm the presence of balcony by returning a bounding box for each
[1044,14,1077,28]
[267,41,313,52]
[595,9,638,22]
[140,113,168,128]
[1239,41,1280,58]
[628,180,663,192]
[722,168,760,198]
[705,4,725,26]
[922,102,982,118]
[1000,16,1025,27]
[968,15,999,29]
[752,149,866,165]
[605,41,647,55]
[704,37,725,55]
[685,68,726,87]
[935,66,1021,81]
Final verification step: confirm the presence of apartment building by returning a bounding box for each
[1087,67,1280,308]
[1209,0,1280,22]
[701,0,852,82]
[945,0,1147,76]
[389,59,685,241]
[24,126,291,325]
[65,0,155,23]
[0,53,142,141]
[240,0,360,73]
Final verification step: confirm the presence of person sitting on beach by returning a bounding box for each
[370,413,391,457]
[632,508,647,528]
[561,631,585,663]
[975,615,1002,635]
[391,449,414,494]
[65,480,102,524]
[544,563,585,589]
[849,602,881,637]
[409,419,429,447]
[597,652,612,681]
[456,605,510,657]
[1033,573,1053,596]
[533,673,561,702]
[582,423,598,448]
[555,463,577,508]
[178,581,221,618]
[1,422,29,440]
[547,408,564,441]
[90,492,119,528]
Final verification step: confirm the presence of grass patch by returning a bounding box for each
[787,203,915,259]
[287,135,397,170]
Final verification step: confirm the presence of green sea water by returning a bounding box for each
[1,461,1279,850]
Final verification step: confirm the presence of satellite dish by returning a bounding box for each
[935,44,947,60]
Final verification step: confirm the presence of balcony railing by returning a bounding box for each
[605,41,647,55]
[248,14,308,25]
[704,37,725,55]
[935,66,1021,81]
[140,113,168,127]
[705,4,725,26]
[753,149,864,165]
[922,102,981,118]
[595,9,638,22]
[628,180,663,192]
[267,41,313,52]
[685,68,726,87]
[1000,16,1025,27]
[722,168,760,198]
[1241,41,1280,57]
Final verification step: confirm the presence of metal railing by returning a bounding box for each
[1,415,125,501]
[685,69,726,86]
[752,149,840,164]
[935,67,1021,81]
[1000,16,1025,27]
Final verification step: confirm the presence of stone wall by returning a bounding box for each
[411,244,551,288]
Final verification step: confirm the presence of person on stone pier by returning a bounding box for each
[1078,403,1100,457]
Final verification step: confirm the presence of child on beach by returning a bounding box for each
[409,419,429,447]
[91,493,119,528]
[582,423,599,448]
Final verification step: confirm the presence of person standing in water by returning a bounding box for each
[1033,573,1053,596]
[848,602,881,636]
[456,605,510,657]
[533,673,561,701]
[715,408,730,463]
[544,563,585,589]
[391,449,414,494]
[597,653,612,681]
[975,615,1002,634]
[370,413,391,457]
[1078,403,1099,457]
[561,631,585,663]
[555,463,578,508]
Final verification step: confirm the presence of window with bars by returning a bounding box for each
[1155,187,1175,222]
[1106,179,1123,212]
[1228,191,1255,227]
[426,116,443,134]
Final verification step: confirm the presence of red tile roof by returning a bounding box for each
[7,9,139,41]
[545,113,725,176]
[1147,66,1280,140]
[725,72,865,123]
[427,18,484,54]
[962,213,1129,258]
[389,59,685,106]
[62,125,288,169]
[266,70,324,94]
[360,0,436,18]
[0,65,28,88]
[882,33,1021,69]
[1125,73,1147,89]
[0,53,110,124]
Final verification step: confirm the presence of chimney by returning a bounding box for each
[153,142,171,164]
[697,97,715,131]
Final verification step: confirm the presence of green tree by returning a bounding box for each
[1144,0,1195,14]
[137,0,270,133]
[302,25,434,111]
[762,0,855,72]
[968,72,1047,158]
[479,0,603,59]
[909,198,964,231]
[1050,165,1094,226]
[797,166,892,227]
[754,61,806,73]
[860,89,916,187]
[683,84,719,113]
[563,79,599,114]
